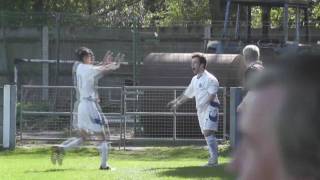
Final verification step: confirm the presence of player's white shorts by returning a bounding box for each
[74,98,105,133]
[198,102,219,133]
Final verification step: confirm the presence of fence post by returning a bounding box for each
[69,88,73,137]
[173,89,177,143]
[230,87,243,148]
[120,86,124,150]
[123,87,127,150]
[42,26,49,100]
[3,85,17,149]
[19,86,24,143]
[223,87,227,141]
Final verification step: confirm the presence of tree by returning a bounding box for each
[2,0,320,28]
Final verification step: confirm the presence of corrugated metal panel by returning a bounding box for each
[140,53,245,87]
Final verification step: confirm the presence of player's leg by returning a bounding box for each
[203,130,218,167]
[92,102,112,170]
[96,127,111,170]
[51,130,88,165]
[59,136,84,150]
[202,104,219,167]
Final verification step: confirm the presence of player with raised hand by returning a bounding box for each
[51,47,124,170]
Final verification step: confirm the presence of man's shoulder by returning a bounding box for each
[191,75,197,81]
[248,62,264,70]
[245,62,264,76]
[205,71,218,82]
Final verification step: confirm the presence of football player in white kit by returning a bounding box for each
[168,53,220,167]
[51,47,124,170]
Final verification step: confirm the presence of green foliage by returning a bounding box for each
[160,0,211,26]
[2,0,320,28]
[270,8,283,28]
[251,6,262,28]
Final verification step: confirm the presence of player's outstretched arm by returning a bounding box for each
[167,95,189,111]
[95,51,125,73]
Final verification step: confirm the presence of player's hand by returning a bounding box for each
[115,53,125,62]
[114,53,125,66]
[167,100,177,111]
[102,50,114,65]
[167,99,175,107]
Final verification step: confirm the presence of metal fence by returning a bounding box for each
[19,85,227,147]
[123,86,227,144]
[19,85,123,143]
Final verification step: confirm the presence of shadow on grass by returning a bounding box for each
[149,163,235,179]
[25,168,78,173]
[115,146,232,161]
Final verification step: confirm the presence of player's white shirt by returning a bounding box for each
[184,70,220,112]
[184,70,220,132]
[76,63,102,100]
[73,62,105,133]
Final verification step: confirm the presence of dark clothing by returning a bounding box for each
[243,62,264,92]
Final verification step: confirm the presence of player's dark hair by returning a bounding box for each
[192,53,207,69]
[75,47,94,62]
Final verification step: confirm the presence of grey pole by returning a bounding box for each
[235,4,241,40]
[2,85,17,150]
[230,87,243,148]
[223,0,232,39]
[295,7,301,43]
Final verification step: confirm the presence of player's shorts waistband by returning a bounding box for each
[81,96,98,102]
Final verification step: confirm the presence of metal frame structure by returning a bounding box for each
[222,0,312,43]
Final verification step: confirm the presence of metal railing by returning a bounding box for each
[19,85,227,148]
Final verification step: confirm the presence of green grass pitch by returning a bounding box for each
[0,146,235,180]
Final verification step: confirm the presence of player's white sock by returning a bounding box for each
[99,141,109,168]
[205,135,218,164]
[60,137,83,150]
